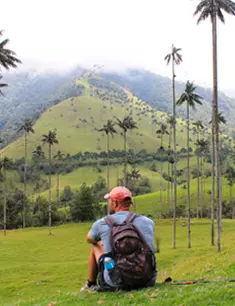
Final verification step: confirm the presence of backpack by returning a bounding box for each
[105,212,156,289]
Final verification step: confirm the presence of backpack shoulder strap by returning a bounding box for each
[105,215,116,227]
[125,212,137,224]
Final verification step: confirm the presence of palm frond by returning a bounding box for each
[177,81,203,109]
[194,0,235,24]
[0,34,21,70]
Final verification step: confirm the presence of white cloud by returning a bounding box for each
[2,0,235,89]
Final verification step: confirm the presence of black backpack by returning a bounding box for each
[105,212,156,289]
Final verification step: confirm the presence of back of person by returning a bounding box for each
[91,211,157,290]
[91,211,155,252]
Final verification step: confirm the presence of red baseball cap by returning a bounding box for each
[104,186,133,205]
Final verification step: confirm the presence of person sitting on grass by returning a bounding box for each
[80,186,157,292]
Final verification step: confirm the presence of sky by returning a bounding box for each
[2,0,235,91]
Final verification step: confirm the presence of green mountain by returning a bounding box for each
[1,67,234,148]
[1,70,234,205]
[0,67,85,145]
[102,69,235,135]
[2,72,195,160]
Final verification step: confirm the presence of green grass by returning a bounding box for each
[1,220,235,305]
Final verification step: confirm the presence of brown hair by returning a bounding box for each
[119,197,132,208]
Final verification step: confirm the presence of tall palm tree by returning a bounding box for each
[32,145,45,200]
[166,116,175,209]
[225,166,235,219]
[209,110,226,245]
[54,150,65,208]
[225,166,235,214]
[165,45,183,249]
[0,157,12,236]
[177,81,203,249]
[194,0,235,252]
[116,116,138,186]
[42,130,58,235]
[18,119,34,228]
[156,123,169,216]
[195,139,210,217]
[193,120,204,218]
[209,110,227,235]
[127,167,141,212]
[0,30,21,70]
[97,120,117,193]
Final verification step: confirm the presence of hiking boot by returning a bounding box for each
[80,281,98,293]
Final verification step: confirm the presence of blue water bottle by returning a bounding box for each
[104,256,115,271]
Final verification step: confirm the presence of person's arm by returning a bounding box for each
[86,231,98,245]
[86,220,101,245]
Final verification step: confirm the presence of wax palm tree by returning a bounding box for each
[177,81,203,248]
[165,45,183,249]
[193,120,204,218]
[225,166,235,219]
[42,130,58,235]
[0,30,21,70]
[195,139,210,218]
[127,167,141,212]
[54,150,65,208]
[116,116,138,186]
[209,110,226,245]
[0,157,12,236]
[209,111,226,126]
[32,145,45,200]
[166,116,175,209]
[18,119,34,228]
[209,110,227,234]
[156,124,169,216]
[194,0,235,252]
[97,120,117,193]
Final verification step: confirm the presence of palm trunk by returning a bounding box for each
[197,132,200,218]
[211,112,215,246]
[107,133,110,214]
[23,132,27,228]
[212,10,221,252]
[167,126,172,209]
[230,185,232,207]
[38,180,41,213]
[133,179,137,213]
[172,45,177,249]
[48,144,52,235]
[3,168,7,236]
[123,131,127,187]
[160,134,163,217]
[187,103,191,248]
[38,181,40,199]
[220,155,223,232]
[56,172,60,208]
[200,156,203,217]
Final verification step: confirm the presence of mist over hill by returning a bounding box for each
[0,66,235,148]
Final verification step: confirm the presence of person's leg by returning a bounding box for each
[88,241,105,284]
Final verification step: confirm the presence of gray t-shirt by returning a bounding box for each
[90,211,155,253]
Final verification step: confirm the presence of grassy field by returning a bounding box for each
[0,220,235,305]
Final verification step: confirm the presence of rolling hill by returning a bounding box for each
[1,70,234,210]
[102,69,235,135]
[1,66,235,148]
[1,73,200,160]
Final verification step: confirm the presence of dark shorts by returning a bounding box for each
[97,254,157,291]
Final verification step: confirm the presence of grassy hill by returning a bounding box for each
[102,69,235,136]
[1,73,199,160]
[1,72,234,213]
[1,220,235,305]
